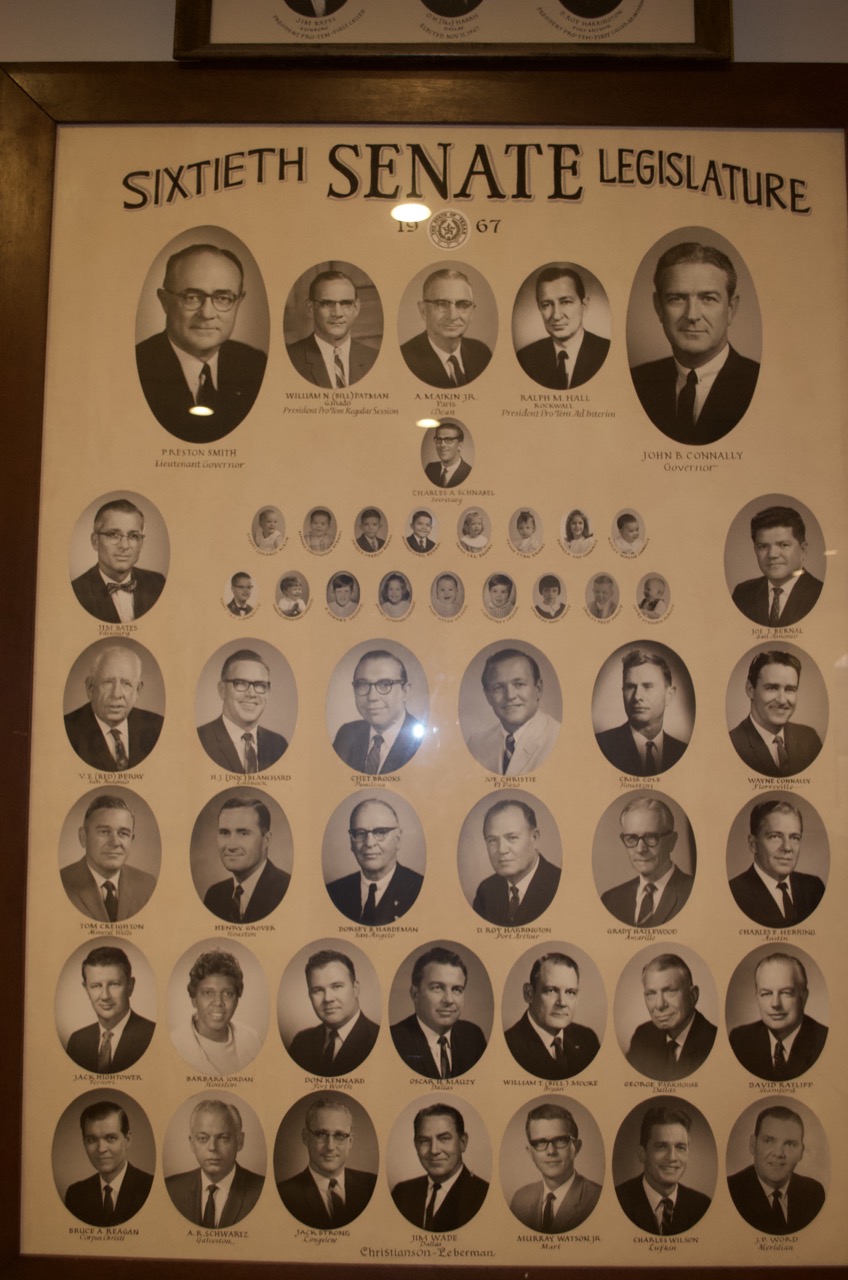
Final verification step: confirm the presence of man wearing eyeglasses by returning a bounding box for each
[326,797,423,925]
[136,242,266,443]
[424,419,472,488]
[600,796,693,927]
[401,268,492,388]
[277,1095,376,1229]
[509,1103,601,1234]
[197,648,288,774]
[331,649,425,774]
[72,498,165,623]
[287,269,378,388]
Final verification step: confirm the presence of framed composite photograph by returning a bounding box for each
[173,0,733,62]
[2,60,846,1279]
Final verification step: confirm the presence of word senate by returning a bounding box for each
[122,142,810,213]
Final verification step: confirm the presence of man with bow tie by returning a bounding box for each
[72,498,165,623]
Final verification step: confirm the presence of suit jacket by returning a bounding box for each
[277,1165,376,1228]
[327,862,423,925]
[729,864,824,928]
[356,533,385,552]
[391,1164,488,1231]
[287,1012,379,1076]
[595,722,687,776]
[472,854,560,926]
[615,1176,711,1235]
[626,1009,717,1081]
[227,598,253,617]
[203,858,291,923]
[64,703,163,772]
[729,1014,828,1081]
[729,717,822,777]
[136,331,266,443]
[424,458,472,488]
[71,564,166,623]
[400,330,491,388]
[631,345,760,445]
[197,715,288,773]
[731,571,823,628]
[332,712,423,774]
[517,330,610,390]
[466,709,560,775]
[510,1172,602,1233]
[601,864,693,927]
[390,1014,487,1079]
[65,1162,153,1227]
[60,857,156,922]
[504,1011,601,1080]
[406,534,436,553]
[727,1163,825,1234]
[165,1163,264,1227]
[65,1008,156,1074]
[285,0,348,13]
[286,332,377,387]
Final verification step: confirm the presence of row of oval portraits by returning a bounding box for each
[53,1086,829,1237]
[68,489,827,631]
[58,784,830,933]
[55,933,829,1086]
[61,636,829,780]
[133,226,760,445]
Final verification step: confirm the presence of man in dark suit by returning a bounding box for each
[471,798,560,926]
[731,505,823,627]
[277,1095,376,1228]
[61,793,156,922]
[197,648,288,774]
[286,950,379,1076]
[727,1105,825,1234]
[424,419,472,487]
[595,649,689,776]
[202,796,290,923]
[729,952,827,1081]
[615,1105,711,1235]
[286,269,378,387]
[729,798,825,927]
[226,572,255,617]
[729,649,823,777]
[517,264,610,390]
[64,643,163,771]
[401,267,491,388]
[64,1101,153,1226]
[391,1103,488,1231]
[355,508,385,553]
[65,945,155,1073]
[331,649,425,774]
[601,795,693,927]
[391,946,487,1079]
[326,797,423,925]
[625,954,716,1081]
[165,1100,264,1228]
[630,240,759,445]
[72,497,165,623]
[505,952,601,1080]
[136,242,266,443]
[509,1103,602,1233]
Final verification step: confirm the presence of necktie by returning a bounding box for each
[666,1037,679,1069]
[361,882,378,924]
[659,1196,674,1234]
[440,466,449,484]
[773,736,789,773]
[102,880,118,922]
[102,1183,115,1226]
[776,879,796,923]
[202,1184,218,1228]
[197,363,218,409]
[637,882,656,925]
[507,884,520,923]
[367,537,377,550]
[438,1034,450,1079]
[230,883,244,922]
[418,537,427,550]
[770,1189,787,1232]
[677,369,697,430]
[323,1029,338,1071]
[363,734,383,775]
[556,349,569,389]
[106,577,136,595]
[334,350,346,388]
[110,729,129,771]
[242,733,258,773]
[447,354,464,386]
[424,1180,442,1229]
[551,1035,565,1062]
[97,1030,113,1073]
[328,1177,344,1223]
[768,586,783,625]
[541,1190,555,1232]
[502,733,515,774]
[773,1038,787,1077]
[644,740,658,775]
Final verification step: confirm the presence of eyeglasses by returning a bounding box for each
[528,1136,575,1151]
[97,530,144,545]
[223,679,271,694]
[352,679,404,696]
[307,1129,351,1143]
[434,435,461,445]
[350,826,398,842]
[423,298,474,313]
[313,298,357,311]
[163,288,242,312]
[620,832,673,849]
